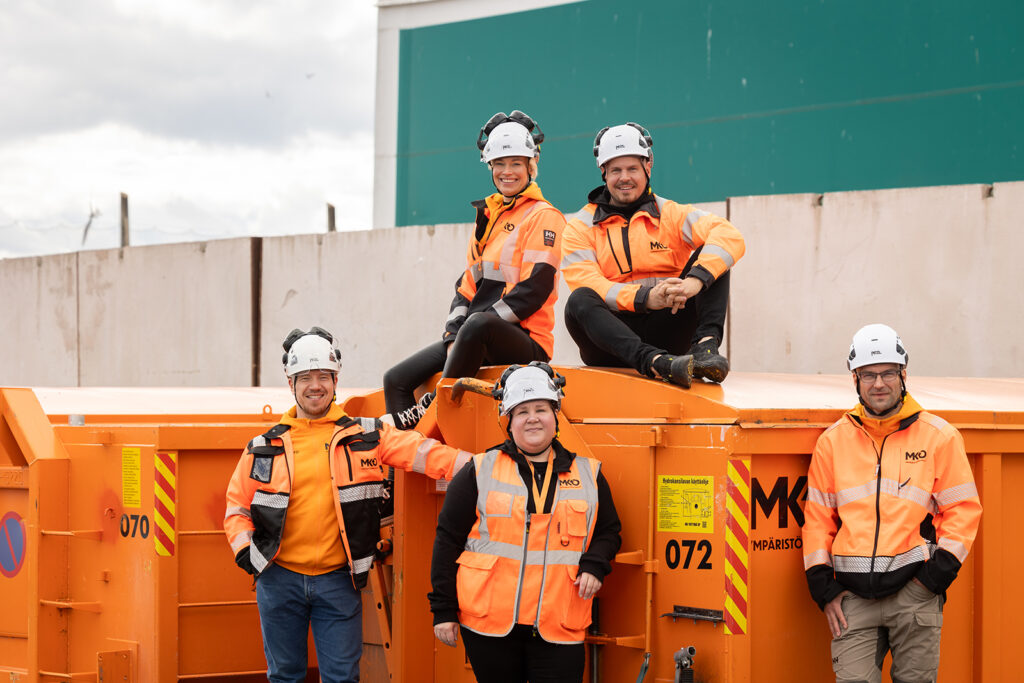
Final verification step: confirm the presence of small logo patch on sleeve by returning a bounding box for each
[543,230,556,246]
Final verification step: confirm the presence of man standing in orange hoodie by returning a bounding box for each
[802,324,981,683]
[225,327,471,683]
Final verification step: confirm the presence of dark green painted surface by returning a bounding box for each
[395,0,1023,226]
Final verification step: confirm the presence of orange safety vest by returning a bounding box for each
[446,183,564,358]
[456,449,600,644]
[225,416,472,587]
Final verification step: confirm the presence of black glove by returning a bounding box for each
[235,547,258,576]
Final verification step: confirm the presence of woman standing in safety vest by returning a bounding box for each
[429,363,622,682]
[382,111,565,430]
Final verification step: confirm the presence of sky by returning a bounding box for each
[0,0,377,259]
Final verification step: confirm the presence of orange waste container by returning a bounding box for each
[388,368,1024,683]
[0,386,390,683]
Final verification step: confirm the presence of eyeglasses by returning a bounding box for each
[857,369,901,384]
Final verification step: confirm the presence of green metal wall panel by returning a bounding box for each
[396,0,1023,226]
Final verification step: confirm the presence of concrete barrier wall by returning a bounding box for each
[0,253,78,386]
[729,182,1022,378]
[77,239,255,386]
[1,184,1019,388]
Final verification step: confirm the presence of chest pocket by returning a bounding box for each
[344,430,380,453]
[248,441,284,484]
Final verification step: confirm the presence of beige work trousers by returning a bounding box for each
[831,580,943,683]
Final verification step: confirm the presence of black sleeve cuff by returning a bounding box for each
[633,285,652,313]
[916,548,961,594]
[685,265,714,290]
[578,559,609,582]
[432,608,459,626]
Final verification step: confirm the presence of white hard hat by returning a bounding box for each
[594,123,653,167]
[494,363,565,416]
[282,330,342,377]
[480,121,538,163]
[847,324,908,371]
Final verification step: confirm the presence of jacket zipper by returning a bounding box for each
[869,435,887,593]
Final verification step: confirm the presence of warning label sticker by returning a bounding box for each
[657,475,714,533]
[122,447,142,508]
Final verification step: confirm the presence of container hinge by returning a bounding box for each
[660,605,724,625]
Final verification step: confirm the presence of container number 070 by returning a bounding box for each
[120,513,150,539]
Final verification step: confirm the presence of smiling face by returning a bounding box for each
[603,155,652,206]
[854,362,905,416]
[490,156,530,197]
[288,369,337,419]
[508,399,557,454]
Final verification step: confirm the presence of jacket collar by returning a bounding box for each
[848,393,923,433]
[498,437,575,473]
[589,184,659,224]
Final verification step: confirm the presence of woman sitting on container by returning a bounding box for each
[382,111,564,430]
[429,363,622,683]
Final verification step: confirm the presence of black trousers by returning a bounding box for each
[461,624,585,683]
[563,247,730,376]
[383,312,547,414]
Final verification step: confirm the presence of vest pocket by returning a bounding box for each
[456,551,499,618]
[566,500,589,537]
[560,564,594,631]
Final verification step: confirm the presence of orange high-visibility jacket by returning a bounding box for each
[456,449,601,644]
[802,396,982,608]
[561,191,744,312]
[225,414,472,588]
[445,183,564,358]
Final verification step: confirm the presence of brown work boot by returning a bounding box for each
[691,339,729,383]
[651,354,694,388]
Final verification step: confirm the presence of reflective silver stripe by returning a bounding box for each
[250,545,269,572]
[465,537,527,561]
[701,244,735,268]
[446,305,469,322]
[475,450,525,542]
[604,283,625,309]
[225,505,251,521]
[835,481,877,507]
[833,545,929,573]
[380,514,394,526]
[934,482,979,508]
[560,249,597,270]
[252,490,288,509]
[522,249,558,267]
[806,486,836,509]
[412,438,437,474]
[454,450,473,474]
[680,209,708,248]
[250,435,267,449]
[570,209,594,227]
[937,537,969,563]
[492,299,520,323]
[338,482,384,504]
[230,530,253,553]
[482,261,508,282]
[471,263,483,282]
[359,417,378,432]
[919,413,950,430]
[626,276,668,287]
[526,549,582,566]
[803,549,832,570]
[654,195,667,212]
[878,478,933,509]
[351,555,374,574]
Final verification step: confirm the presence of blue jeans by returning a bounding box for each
[255,563,362,683]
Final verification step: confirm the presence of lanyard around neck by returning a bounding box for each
[525,448,554,514]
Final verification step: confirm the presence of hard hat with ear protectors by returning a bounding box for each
[593,122,653,167]
[281,327,342,377]
[847,323,908,371]
[478,110,545,163]
[492,361,565,416]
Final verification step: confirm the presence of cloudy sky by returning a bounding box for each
[0,0,376,259]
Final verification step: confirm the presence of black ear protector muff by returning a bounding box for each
[492,364,525,402]
[625,121,653,149]
[592,126,611,158]
[281,327,342,371]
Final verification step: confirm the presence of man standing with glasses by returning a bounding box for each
[802,324,982,683]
